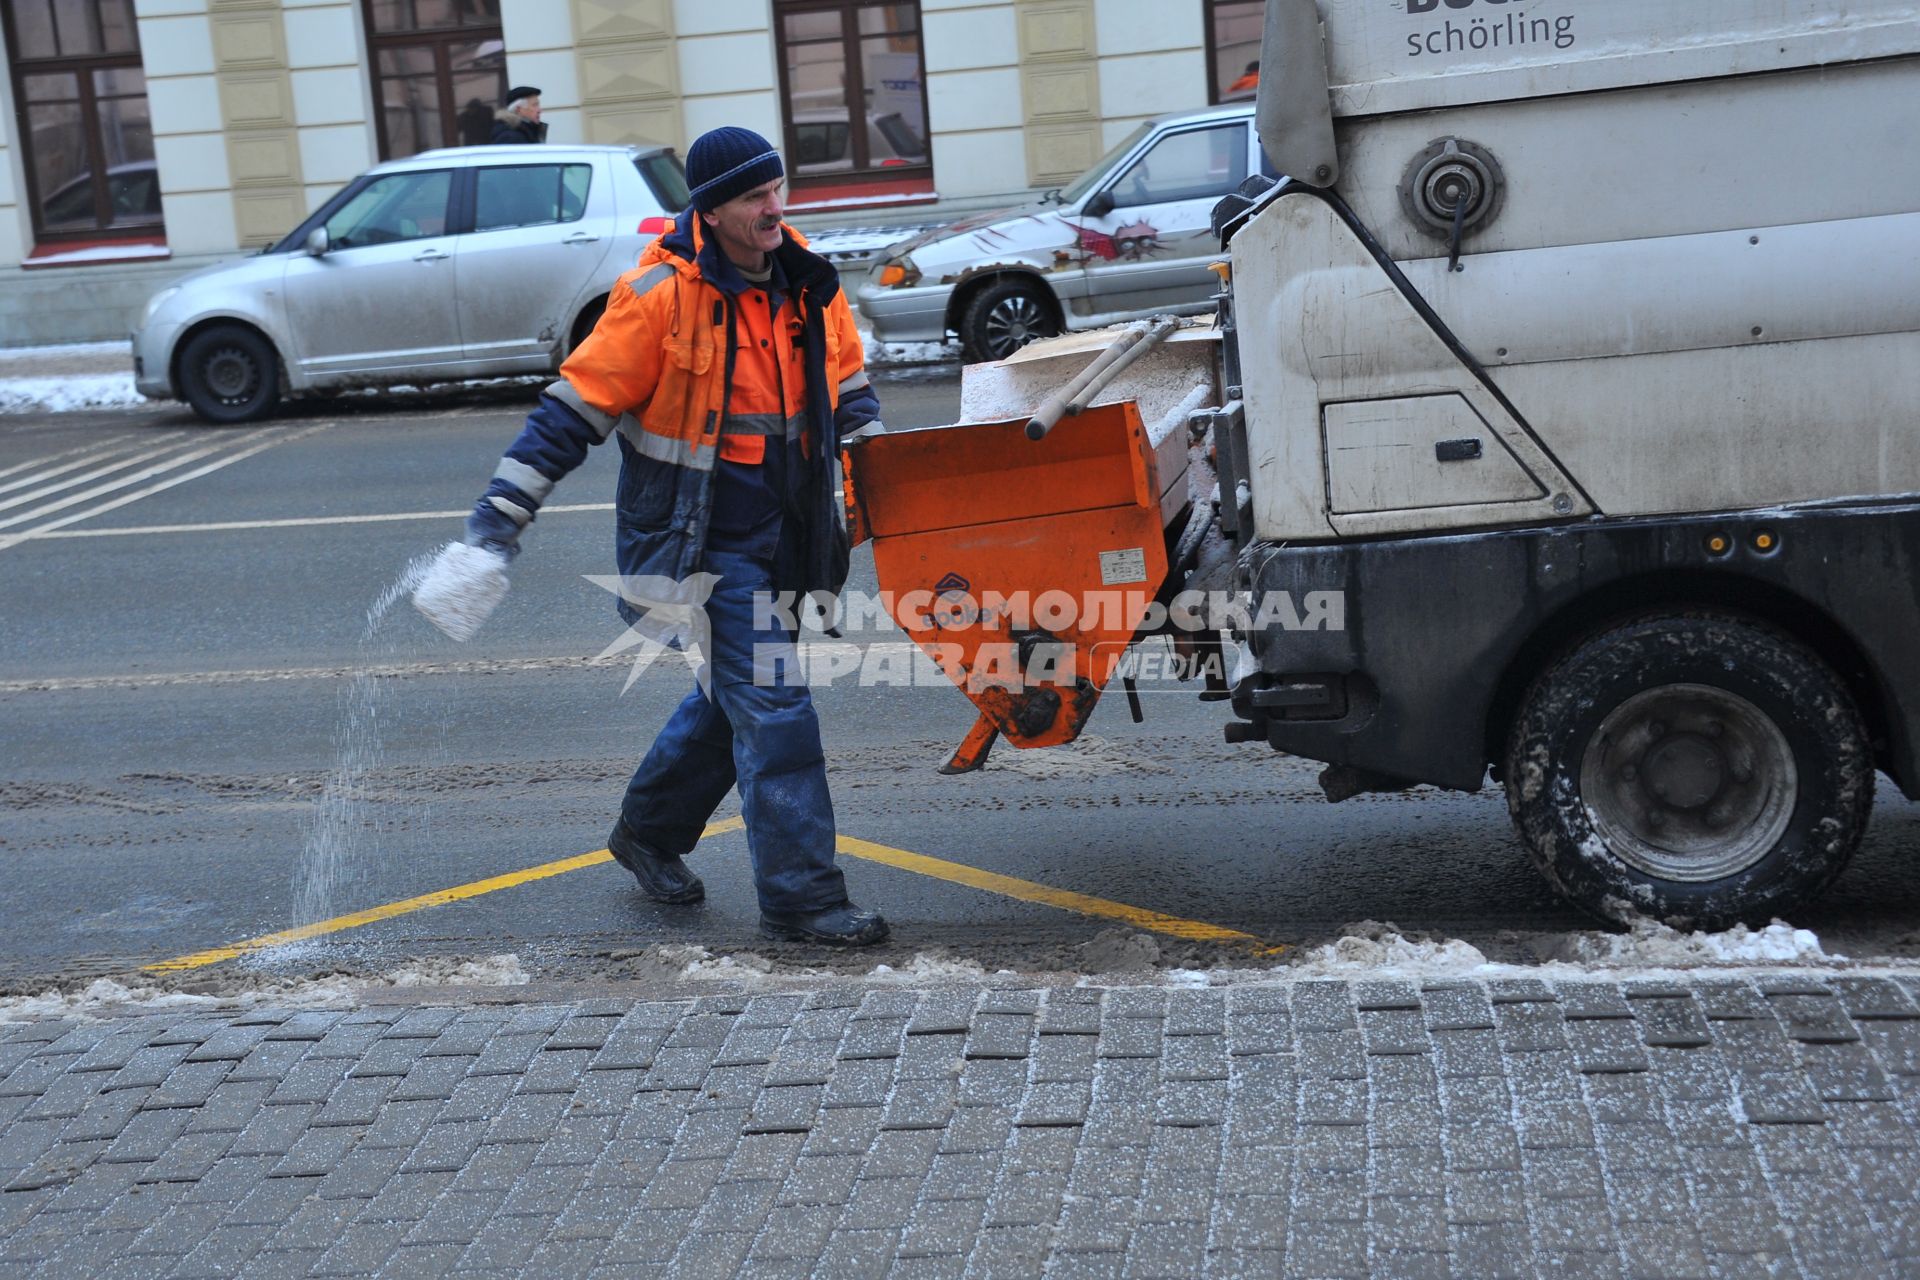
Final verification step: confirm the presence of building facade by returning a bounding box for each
[0,0,1263,344]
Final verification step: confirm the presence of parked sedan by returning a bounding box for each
[133,144,688,423]
[858,105,1267,363]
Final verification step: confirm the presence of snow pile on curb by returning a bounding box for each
[802,224,931,260]
[673,946,810,982]
[372,954,530,988]
[868,953,990,983]
[853,318,953,368]
[0,340,148,412]
[1270,917,1843,984]
[0,976,359,1024]
[1288,922,1494,977]
[0,953,531,1023]
[0,373,146,413]
[1555,918,1837,966]
[866,337,954,367]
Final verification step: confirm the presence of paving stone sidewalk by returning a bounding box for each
[4,974,1920,1279]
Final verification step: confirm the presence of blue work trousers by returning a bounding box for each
[619,547,847,915]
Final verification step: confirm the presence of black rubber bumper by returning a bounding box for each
[1230,503,1920,796]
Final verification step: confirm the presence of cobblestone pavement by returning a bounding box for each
[4,974,1920,1279]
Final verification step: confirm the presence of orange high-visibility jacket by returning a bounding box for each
[468,209,875,607]
[551,217,870,475]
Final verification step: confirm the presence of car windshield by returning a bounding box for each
[1058,122,1154,205]
[634,152,690,212]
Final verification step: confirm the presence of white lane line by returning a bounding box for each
[0,428,285,532]
[0,432,198,510]
[31,502,616,540]
[0,431,163,490]
[0,643,925,693]
[0,424,332,551]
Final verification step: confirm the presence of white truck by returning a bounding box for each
[847,0,1920,930]
[1212,0,1920,928]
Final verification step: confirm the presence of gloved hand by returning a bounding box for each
[841,419,887,446]
[412,541,510,642]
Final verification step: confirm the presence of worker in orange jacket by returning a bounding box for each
[460,127,888,946]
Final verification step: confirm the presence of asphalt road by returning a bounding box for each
[4,374,1920,991]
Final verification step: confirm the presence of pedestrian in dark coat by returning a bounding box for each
[491,86,547,144]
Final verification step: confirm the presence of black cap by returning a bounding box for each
[502,86,542,106]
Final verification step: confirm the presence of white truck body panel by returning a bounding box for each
[1317,0,1920,117]
[1235,2,1920,538]
[1234,193,1588,540]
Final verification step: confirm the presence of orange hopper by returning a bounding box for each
[843,398,1188,772]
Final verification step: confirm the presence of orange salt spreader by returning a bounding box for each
[841,318,1230,773]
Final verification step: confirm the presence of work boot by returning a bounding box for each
[759,902,890,947]
[607,818,705,905]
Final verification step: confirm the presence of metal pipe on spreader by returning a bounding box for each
[1024,315,1181,441]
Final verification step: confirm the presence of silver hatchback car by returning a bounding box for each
[857,104,1266,363]
[133,144,688,423]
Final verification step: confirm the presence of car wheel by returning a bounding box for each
[1504,613,1873,931]
[568,296,607,358]
[178,325,280,424]
[959,278,1059,364]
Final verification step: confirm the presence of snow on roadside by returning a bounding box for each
[803,224,932,259]
[0,953,530,1023]
[1553,917,1836,966]
[0,340,129,363]
[1286,923,1494,978]
[854,317,954,368]
[374,953,530,988]
[1275,917,1843,983]
[0,920,1880,1024]
[868,953,989,984]
[0,373,147,413]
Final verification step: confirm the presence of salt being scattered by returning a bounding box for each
[412,541,510,642]
[295,548,443,926]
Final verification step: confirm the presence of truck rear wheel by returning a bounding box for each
[1504,613,1872,931]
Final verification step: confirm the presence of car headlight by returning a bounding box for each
[140,286,180,327]
[875,256,921,289]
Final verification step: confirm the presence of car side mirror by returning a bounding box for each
[304,226,330,257]
[1081,190,1115,219]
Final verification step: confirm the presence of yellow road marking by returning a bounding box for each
[142,817,746,973]
[836,835,1286,955]
[144,819,1279,973]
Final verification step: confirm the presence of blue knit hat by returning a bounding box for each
[686,127,785,213]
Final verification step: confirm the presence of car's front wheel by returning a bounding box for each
[959,277,1059,363]
[178,324,280,424]
[1505,613,1873,931]
[568,295,607,359]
